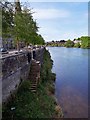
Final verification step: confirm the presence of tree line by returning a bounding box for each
[65,36,90,48]
[0,1,45,50]
[46,36,90,49]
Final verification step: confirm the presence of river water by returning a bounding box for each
[48,47,88,118]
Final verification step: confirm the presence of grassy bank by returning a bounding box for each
[2,49,63,119]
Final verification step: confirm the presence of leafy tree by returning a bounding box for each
[1,1,45,49]
[13,3,44,49]
[65,39,74,47]
[74,42,81,48]
[34,34,45,45]
[77,37,80,40]
[12,3,42,50]
[81,36,90,48]
[0,1,13,37]
[0,1,14,49]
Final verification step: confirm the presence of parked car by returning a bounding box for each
[0,47,8,54]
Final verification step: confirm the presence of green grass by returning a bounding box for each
[3,81,57,119]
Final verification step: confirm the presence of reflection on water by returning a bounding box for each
[48,47,88,118]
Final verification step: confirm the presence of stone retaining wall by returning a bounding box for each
[1,47,45,103]
[1,52,31,103]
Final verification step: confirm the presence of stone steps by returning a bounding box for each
[29,59,41,93]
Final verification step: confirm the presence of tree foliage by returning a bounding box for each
[0,1,13,37]
[13,3,45,47]
[34,34,45,45]
[80,36,90,48]
[1,1,45,49]
[74,42,81,48]
[65,39,74,47]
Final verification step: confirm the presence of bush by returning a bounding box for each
[74,42,81,48]
[65,40,74,47]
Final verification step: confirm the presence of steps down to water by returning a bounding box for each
[28,59,41,93]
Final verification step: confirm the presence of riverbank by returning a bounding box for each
[2,49,63,119]
[46,36,90,49]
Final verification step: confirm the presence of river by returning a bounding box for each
[48,47,88,118]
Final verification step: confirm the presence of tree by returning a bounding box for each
[81,36,90,48]
[13,3,38,49]
[35,34,45,45]
[74,42,81,48]
[65,39,74,47]
[0,1,14,49]
[1,0,45,49]
[0,1,14,37]
[77,37,80,40]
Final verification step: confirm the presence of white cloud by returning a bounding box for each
[32,8,70,20]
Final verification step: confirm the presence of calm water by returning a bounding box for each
[48,47,88,118]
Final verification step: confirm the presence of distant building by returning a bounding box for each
[73,39,81,45]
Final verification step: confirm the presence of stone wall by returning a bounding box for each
[1,47,45,103]
[33,47,45,64]
[2,51,31,103]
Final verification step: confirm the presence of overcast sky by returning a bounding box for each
[12,1,88,41]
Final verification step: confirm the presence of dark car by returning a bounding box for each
[0,48,8,54]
